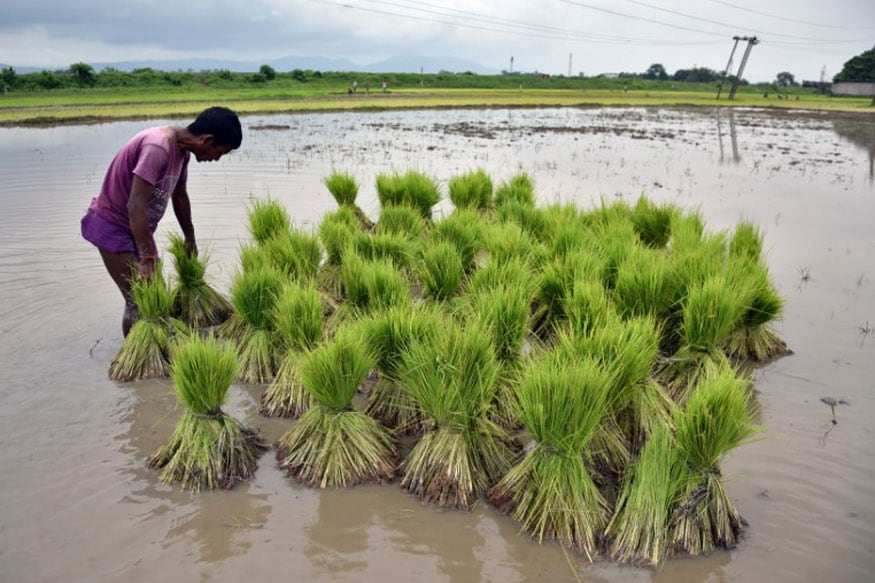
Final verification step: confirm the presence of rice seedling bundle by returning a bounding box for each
[484,221,543,268]
[377,204,427,238]
[668,364,759,555]
[431,208,485,271]
[613,244,673,320]
[317,208,360,299]
[728,220,764,262]
[496,199,547,241]
[148,334,266,492]
[494,172,535,208]
[590,221,640,290]
[722,258,789,362]
[487,356,615,558]
[167,234,232,329]
[605,425,676,565]
[466,256,534,299]
[399,322,516,510]
[351,230,416,270]
[375,172,407,207]
[655,274,746,403]
[260,281,324,417]
[276,330,396,487]
[587,198,635,230]
[323,171,374,229]
[400,170,442,220]
[533,249,608,337]
[339,251,411,319]
[238,242,272,273]
[248,198,291,245]
[109,268,187,381]
[447,168,493,210]
[631,195,675,248]
[226,267,285,383]
[560,279,614,338]
[262,228,322,281]
[418,238,464,302]
[360,304,443,431]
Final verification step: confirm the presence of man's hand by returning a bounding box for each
[185,237,198,258]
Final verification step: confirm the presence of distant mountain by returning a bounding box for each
[2,54,498,75]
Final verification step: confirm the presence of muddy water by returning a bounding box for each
[0,106,873,582]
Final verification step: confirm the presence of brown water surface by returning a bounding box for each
[0,106,873,582]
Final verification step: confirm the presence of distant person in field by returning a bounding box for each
[80,106,243,336]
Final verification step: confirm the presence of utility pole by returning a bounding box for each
[510,56,514,74]
[716,36,741,99]
[568,53,572,77]
[728,36,758,100]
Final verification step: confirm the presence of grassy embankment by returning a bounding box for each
[1,75,872,126]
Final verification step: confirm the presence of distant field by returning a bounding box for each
[1,86,872,125]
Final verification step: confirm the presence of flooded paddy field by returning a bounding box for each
[0,106,873,582]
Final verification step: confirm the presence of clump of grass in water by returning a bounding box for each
[148,334,266,492]
[260,281,324,417]
[668,364,759,555]
[109,266,187,381]
[448,168,493,210]
[494,172,535,209]
[248,198,291,245]
[224,267,285,383]
[324,171,374,230]
[276,329,396,487]
[167,234,232,329]
[399,322,517,510]
[722,257,789,362]
[361,304,443,432]
[488,356,614,559]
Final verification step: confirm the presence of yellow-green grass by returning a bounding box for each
[2,88,872,126]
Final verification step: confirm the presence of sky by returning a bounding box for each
[1,0,873,83]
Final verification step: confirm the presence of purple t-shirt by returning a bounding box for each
[89,126,190,232]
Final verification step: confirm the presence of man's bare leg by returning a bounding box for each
[98,249,139,336]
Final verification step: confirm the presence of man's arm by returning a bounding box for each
[128,175,158,279]
[171,182,197,257]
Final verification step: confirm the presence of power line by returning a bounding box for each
[556,0,728,37]
[702,0,875,30]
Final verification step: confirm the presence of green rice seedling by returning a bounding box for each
[377,204,426,238]
[227,267,285,383]
[148,334,266,492]
[276,329,396,487]
[487,356,615,558]
[561,279,614,338]
[669,210,705,251]
[375,172,407,208]
[400,170,442,220]
[323,171,374,230]
[167,234,232,329]
[238,242,272,273]
[613,244,672,320]
[448,168,493,210]
[361,304,443,431]
[729,220,763,262]
[109,267,187,381]
[418,239,464,302]
[654,274,746,403]
[431,208,486,272]
[399,322,517,510]
[316,208,359,299]
[248,198,291,245]
[466,256,534,298]
[484,221,543,268]
[668,364,759,555]
[262,227,322,281]
[532,250,607,337]
[631,195,675,248]
[591,220,640,290]
[351,230,416,271]
[605,425,676,566]
[338,251,411,321]
[540,203,589,259]
[497,199,547,241]
[587,197,635,230]
[260,281,324,417]
[494,172,535,208]
[722,258,789,362]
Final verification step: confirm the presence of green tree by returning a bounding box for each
[775,71,797,87]
[644,63,668,81]
[291,68,307,82]
[69,62,96,86]
[1,66,18,90]
[833,46,875,82]
[259,64,277,81]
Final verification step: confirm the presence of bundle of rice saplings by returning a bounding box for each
[276,329,396,487]
[109,267,187,381]
[148,334,266,492]
[167,233,232,329]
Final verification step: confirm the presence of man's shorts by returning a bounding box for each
[81,207,156,258]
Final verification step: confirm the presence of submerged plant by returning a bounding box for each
[260,281,324,417]
[148,334,266,492]
[399,322,516,510]
[488,356,614,558]
[276,330,396,487]
[109,267,187,381]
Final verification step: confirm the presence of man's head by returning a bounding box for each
[187,106,242,162]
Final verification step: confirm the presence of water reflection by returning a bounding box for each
[716,108,741,165]
[832,118,875,182]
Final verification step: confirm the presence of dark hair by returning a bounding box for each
[187,106,242,149]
